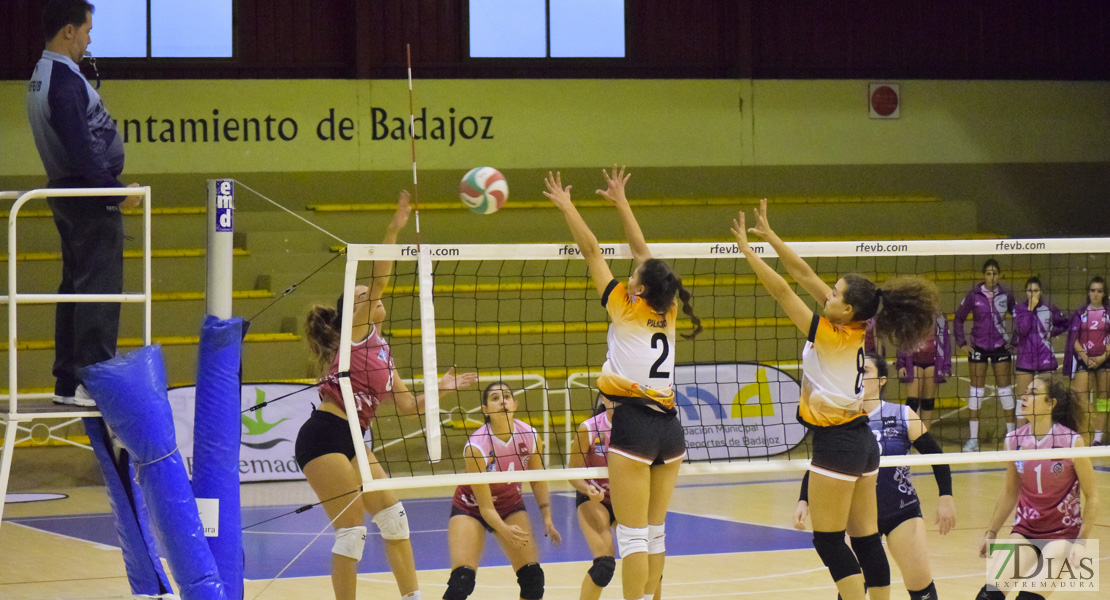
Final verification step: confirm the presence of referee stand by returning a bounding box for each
[0,187,172,597]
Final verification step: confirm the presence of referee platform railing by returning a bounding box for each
[0,187,152,525]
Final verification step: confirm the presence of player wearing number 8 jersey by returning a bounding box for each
[732,199,939,600]
[545,166,700,600]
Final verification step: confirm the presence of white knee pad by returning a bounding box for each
[967,386,985,410]
[616,524,648,557]
[333,525,367,560]
[647,523,666,554]
[998,385,1015,411]
[372,502,411,541]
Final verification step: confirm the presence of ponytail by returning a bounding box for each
[304,304,342,376]
[844,274,940,352]
[677,282,702,340]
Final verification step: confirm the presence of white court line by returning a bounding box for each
[4,520,118,551]
[243,528,447,536]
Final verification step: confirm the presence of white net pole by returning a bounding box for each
[338,255,377,490]
[206,179,234,319]
[417,249,442,462]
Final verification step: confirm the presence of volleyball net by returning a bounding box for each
[335,238,1110,492]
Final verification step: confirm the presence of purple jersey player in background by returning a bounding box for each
[1012,277,1068,425]
[974,375,1100,600]
[1063,275,1110,445]
[896,312,952,428]
[953,259,1016,451]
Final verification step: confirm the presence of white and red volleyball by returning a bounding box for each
[459,166,508,215]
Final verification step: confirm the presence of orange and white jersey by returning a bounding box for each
[799,314,868,427]
[598,280,677,409]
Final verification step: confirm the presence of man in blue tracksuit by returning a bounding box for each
[27,0,143,407]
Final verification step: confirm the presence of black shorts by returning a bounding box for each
[608,403,686,466]
[905,397,935,412]
[968,345,1011,365]
[1075,360,1110,373]
[575,492,616,525]
[294,410,366,470]
[809,419,881,481]
[912,361,936,370]
[1015,367,1043,374]
[877,505,923,537]
[450,503,526,533]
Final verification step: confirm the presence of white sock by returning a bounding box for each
[1095,430,1104,443]
[970,420,980,438]
[1006,422,1015,434]
[402,592,421,600]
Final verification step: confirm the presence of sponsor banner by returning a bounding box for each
[169,383,316,482]
[987,538,1099,593]
[674,363,806,460]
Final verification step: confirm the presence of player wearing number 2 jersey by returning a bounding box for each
[733,199,939,600]
[974,375,1100,600]
[546,166,700,600]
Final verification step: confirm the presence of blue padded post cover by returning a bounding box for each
[81,344,227,600]
[193,315,245,600]
[82,417,172,596]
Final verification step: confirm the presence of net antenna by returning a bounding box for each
[405,42,444,462]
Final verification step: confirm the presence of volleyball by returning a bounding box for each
[459,166,508,214]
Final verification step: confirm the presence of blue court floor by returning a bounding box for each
[11,492,812,580]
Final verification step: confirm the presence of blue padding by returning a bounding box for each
[83,417,172,596]
[82,345,227,600]
[193,316,245,600]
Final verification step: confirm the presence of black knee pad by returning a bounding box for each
[906,397,921,412]
[516,562,544,600]
[1015,592,1045,600]
[444,566,476,600]
[974,585,1005,600]
[813,530,861,582]
[849,533,890,588]
[587,555,616,587]
[909,581,937,600]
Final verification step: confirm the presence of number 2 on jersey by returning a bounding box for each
[649,333,671,378]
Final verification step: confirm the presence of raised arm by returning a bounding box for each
[732,210,814,334]
[747,199,831,301]
[596,165,651,265]
[544,172,614,297]
[388,366,478,416]
[369,191,412,302]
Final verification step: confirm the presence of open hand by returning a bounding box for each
[748,198,776,240]
[730,210,753,253]
[596,164,631,205]
[501,524,531,549]
[543,171,573,209]
[439,366,479,392]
